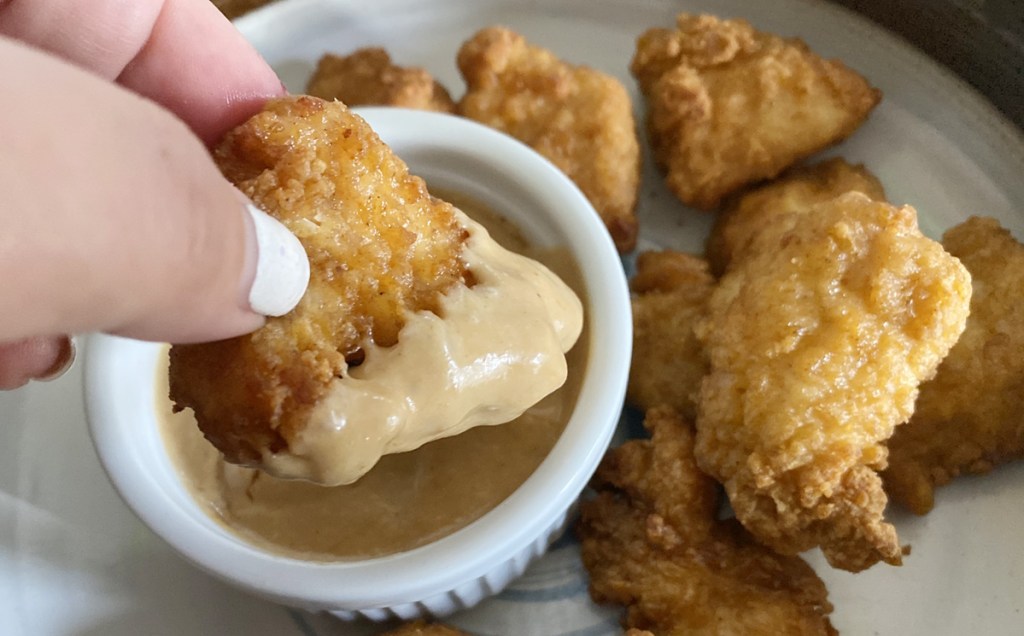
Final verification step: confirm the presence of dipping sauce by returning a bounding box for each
[257,201,582,485]
[159,194,587,560]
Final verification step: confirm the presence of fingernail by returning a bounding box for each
[38,336,76,382]
[245,203,310,317]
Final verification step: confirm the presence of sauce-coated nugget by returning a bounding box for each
[885,217,1024,514]
[706,158,887,275]
[578,407,836,636]
[696,193,971,572]
[457,26,641,252]
[631,14,881,211]
[170,96,470,471]
[306,48,456,112]
[627,251,713,419]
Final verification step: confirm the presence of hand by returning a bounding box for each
[0,0,309,389]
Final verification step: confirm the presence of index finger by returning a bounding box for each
[0,0,284,144]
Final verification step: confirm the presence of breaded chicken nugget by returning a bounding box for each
[169,96,581,485]
[706,158,887,275]
[306,47,456,112]
[170,96,469,474]
[631,14,881,211]
[696,193,971,571]
[627,251,713,418]
[457,27,641,252]
[213,0,265,20]
[378,622,469,636]
[578,407,837,636]
[885,217,1024,514]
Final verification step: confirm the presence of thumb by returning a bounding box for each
[0,38,308,343]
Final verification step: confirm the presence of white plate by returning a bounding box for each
[3,0,1023,634]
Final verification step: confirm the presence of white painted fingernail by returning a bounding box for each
[245,203,310,316]
[38,336,76,382]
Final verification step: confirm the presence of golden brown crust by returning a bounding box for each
[706,158,887,276]
[169,96,469,466]
[631,13,881,211]
[378,621,470,636]
[457,26,641,252]
[695,193,971,571]
[306,48,456,113]
[885,217,1024,514]
[578,407,836,636]
[627,252,714,419]
[212,0,267,20]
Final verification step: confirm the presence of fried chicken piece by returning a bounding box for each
[627,251,714,418]
[631,14,881,211]
[171,96,581,485]
[695,193,971,571]
[578,406,836,635]
[706,158,887,276]
[884,217,1024,514]
[212,0,266,20]
[457,26,641,252]
[169,96,471,475]
[306,48,456,112]
[378,621,469,636]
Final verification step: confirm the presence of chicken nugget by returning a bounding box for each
[213,0,265,20]
[884,217,1024,514]
[457,26,641,252]
[378,621,469,636]
[706,158,887,275]
[169,96,582,486]
[631,14,881,211]
[306,47,456,112]
[627,251,713,418]
[578,407,836,636]
[696,192,971,571]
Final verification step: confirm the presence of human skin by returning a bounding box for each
[0,0,288,388]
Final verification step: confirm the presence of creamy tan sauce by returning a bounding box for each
[159,196,588,560]
[261,195,583,485]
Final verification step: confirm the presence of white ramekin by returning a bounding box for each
[85,107,631,621]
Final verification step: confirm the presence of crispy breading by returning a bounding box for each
[169,96,470,468]
[885,216,1024,514]
[695,193,971,571]
[212,0,266,20]
[631,13,881,211]
[578,407,836,636]
[378,621,469,636]
[306,48,456,113]
[706,158,887,275]
[627,251,714,419]
[457,26,641,252]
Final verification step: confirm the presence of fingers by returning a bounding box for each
[0,0,161,78]
[0,0,284,144]
[117,0,286,145]
[0,38,308,343]
[0,336,75,390]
